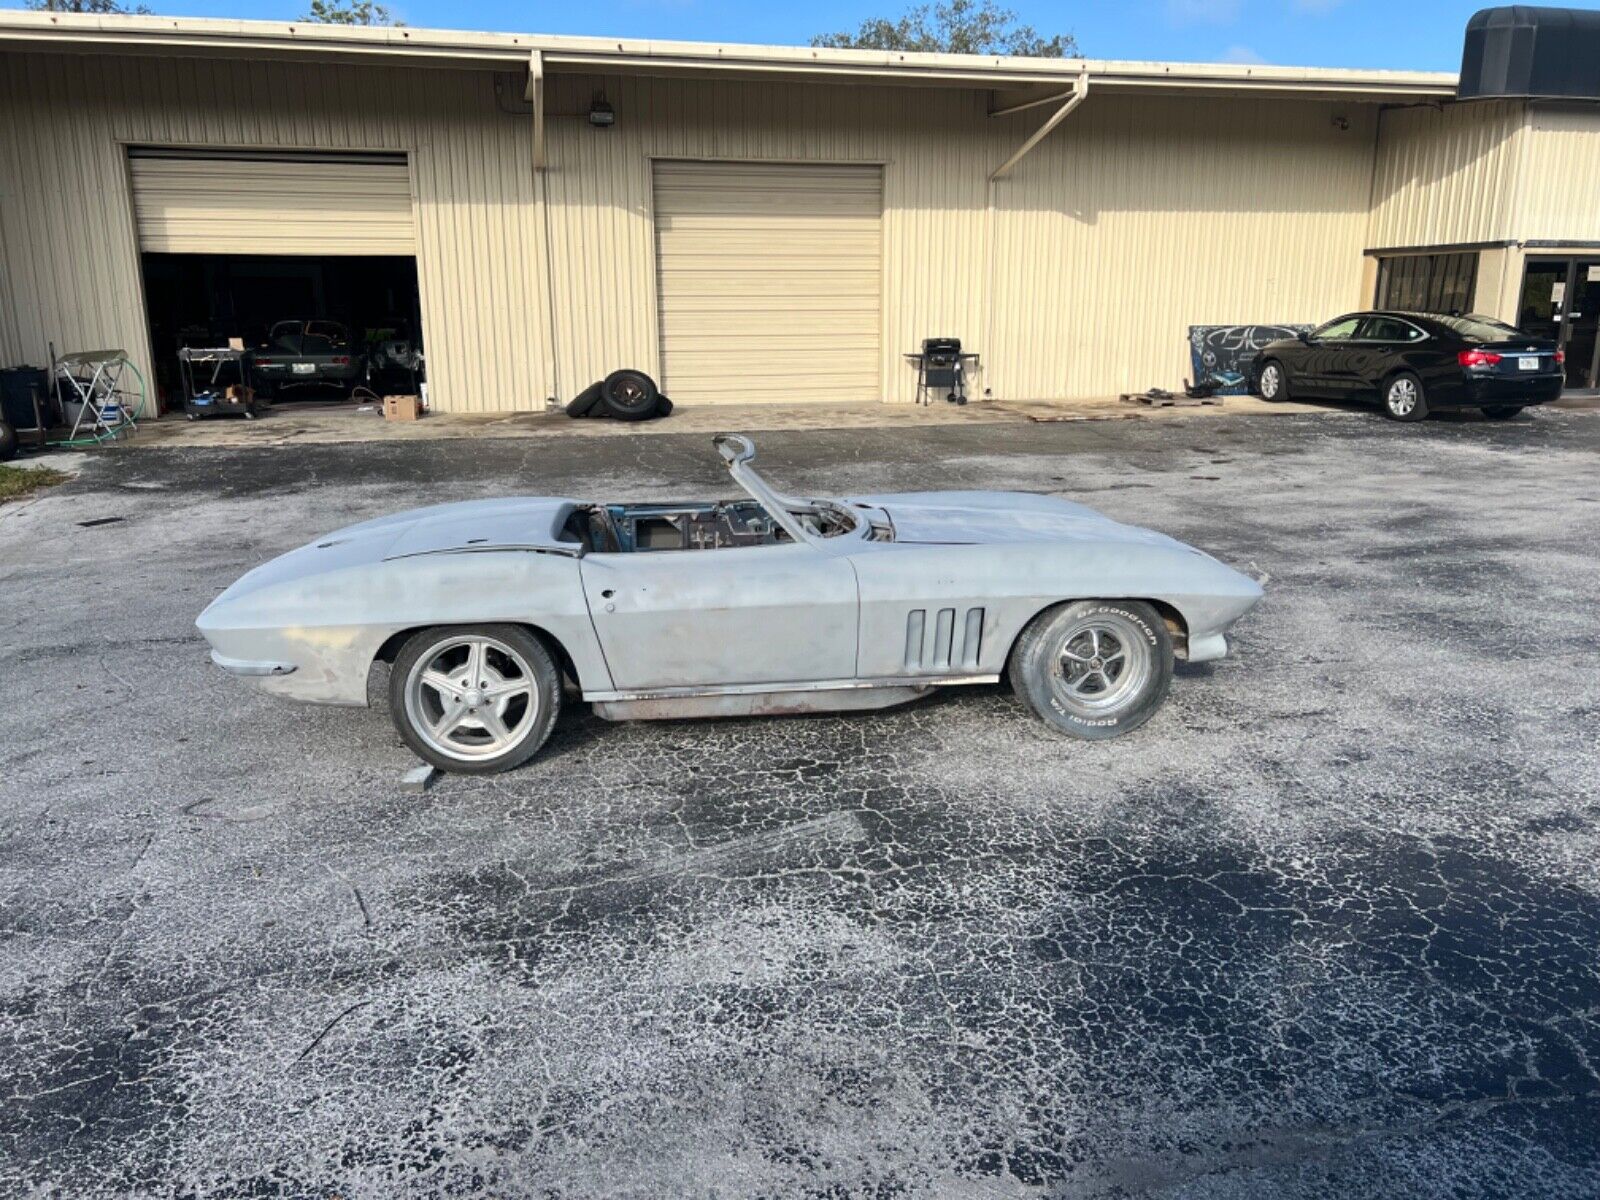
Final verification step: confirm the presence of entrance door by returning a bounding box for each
[1518,258,1600,388]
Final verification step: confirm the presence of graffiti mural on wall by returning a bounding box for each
[1188,325,1314,395]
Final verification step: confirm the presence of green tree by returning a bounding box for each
[25,0,153,13]
[300,0,402,25]
[812,0,1076,57]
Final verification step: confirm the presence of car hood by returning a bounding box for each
[849,491,1185,549]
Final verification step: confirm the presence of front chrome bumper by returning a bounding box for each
[210,650,297,677]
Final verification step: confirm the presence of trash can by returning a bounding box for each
[0,367,50,431]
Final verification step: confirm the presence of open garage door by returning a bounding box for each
[128,148,423,411]
[128,148,415,256]
[653,161,883,405]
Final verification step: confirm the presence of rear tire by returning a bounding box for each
[0,419,16,462]
[389,625,561,775]
[1008,600,1174,740]
[1482,405,1524,420]
[1256,360,1288,402]
[600,369,660,421]
[1383,372,1428,422]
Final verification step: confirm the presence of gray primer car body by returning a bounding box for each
[197,435,1263,721]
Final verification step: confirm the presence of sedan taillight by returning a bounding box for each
[1556,349,1566,365]
[1458,349,1502,367]
[331,356,350,366]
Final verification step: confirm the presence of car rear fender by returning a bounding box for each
[199,550,614,705]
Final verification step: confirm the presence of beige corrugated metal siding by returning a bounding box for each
[0,51,551,412]
[1367,100,1525,250]
[128,152,416,255]
[984,94,1378,400]
[653,161,882,404]
[544,73,1376,403]
[3,49,1497,411]
[1513,105,1600,244]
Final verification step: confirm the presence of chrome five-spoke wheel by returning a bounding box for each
[390,625,560,774]
[1053,621,1152,712]
[1010,600,1174,739]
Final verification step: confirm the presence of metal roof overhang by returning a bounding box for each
[0,11,1458,102]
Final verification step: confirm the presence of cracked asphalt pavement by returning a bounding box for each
[2,409,1598,1197]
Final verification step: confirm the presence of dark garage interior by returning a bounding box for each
[139,253,424,410]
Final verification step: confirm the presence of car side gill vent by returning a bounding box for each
[904,607,984,672]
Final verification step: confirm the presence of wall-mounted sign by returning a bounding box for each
[1188,325,1313,395]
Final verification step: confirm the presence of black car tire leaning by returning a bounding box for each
[1382,371,1429,422]
[1009,599,1174,740]
[655,395,673,418]
[1482,405,1524,420]
[565,380,604,418]
[0,419,16,462]
[1256,359,1289,402]
[389,624,562,775]
[600,369,660,421]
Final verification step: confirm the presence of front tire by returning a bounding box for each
[1383,372,1428,421]
[389,625,561,774]
[1482,405,1524,420]
[1009,600,1174,740]
[1256,360,1288,402]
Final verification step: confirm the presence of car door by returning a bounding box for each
[578,541,859,690]
[1302,315,1365,395]
[1349,315,1425,398]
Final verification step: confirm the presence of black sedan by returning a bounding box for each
[1253,311,1564,421]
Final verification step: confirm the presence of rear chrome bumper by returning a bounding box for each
[210,650,297,677]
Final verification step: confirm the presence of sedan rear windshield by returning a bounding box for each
[1428,314,1524,343]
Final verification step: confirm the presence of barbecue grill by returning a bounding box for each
[905,337,979,405]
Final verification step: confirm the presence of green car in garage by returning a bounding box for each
[251,319,367,399]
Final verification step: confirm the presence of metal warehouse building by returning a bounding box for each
[3,9,1600,414]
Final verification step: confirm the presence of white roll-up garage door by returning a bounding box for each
[127,148,415,255]
[653,161,883,405]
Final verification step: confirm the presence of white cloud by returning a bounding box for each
[1220,44,1267,64]
[1165,0,1242,26]
[1219,44,1267,64]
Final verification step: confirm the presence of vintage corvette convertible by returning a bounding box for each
[198,435,1263,774]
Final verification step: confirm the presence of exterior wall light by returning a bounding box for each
[588,93,615,128]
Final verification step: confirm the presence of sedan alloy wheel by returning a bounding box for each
[1383,373,1428,422]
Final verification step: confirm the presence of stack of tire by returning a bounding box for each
[566,369,673,421]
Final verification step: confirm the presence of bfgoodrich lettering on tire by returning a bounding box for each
[1009,600,1174,740]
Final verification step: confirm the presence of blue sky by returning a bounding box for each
[14,0,1600,71]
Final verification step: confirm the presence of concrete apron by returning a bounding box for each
[110,394,1337,451]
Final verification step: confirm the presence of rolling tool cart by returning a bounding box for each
[179,345,260,420]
